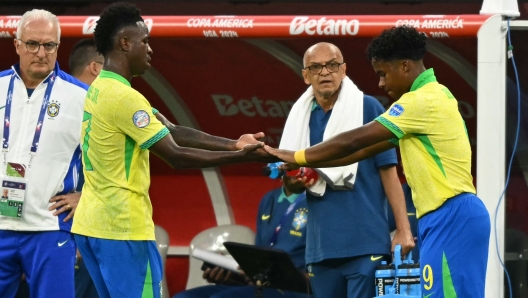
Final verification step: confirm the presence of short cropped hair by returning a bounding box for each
[366,26,427,62]
[16,9,61,41]
[94,2,144,56]
[69,38,99,77]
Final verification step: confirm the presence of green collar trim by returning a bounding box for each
[311,98,318,111]
[278,188,300,204]
[99,70,131,87]
[410,68,436,92]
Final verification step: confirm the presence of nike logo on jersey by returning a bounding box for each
[261,214,270,220]
[0,106,5,110]
[58,240,69,247]
[371,255,383,261]
[423,293,435,298]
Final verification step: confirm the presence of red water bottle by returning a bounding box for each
[286,167,319,182]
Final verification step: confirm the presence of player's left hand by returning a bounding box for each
[235,132,265,150]
[49,191,81,222]
[263,145,296,163]
[391,228,415,258]
[236,133,280,162]
[240,142,264,154]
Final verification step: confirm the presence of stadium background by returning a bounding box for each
[1,0,528,296]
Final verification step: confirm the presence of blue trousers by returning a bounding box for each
[0,230,76,298]
[173,285,312,298]
[308,254,384,298]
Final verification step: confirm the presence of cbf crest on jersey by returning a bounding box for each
[133,110,150,128]
[292,208,308,230]
[47,100,60,118]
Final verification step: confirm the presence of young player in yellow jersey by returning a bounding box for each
[71,3,274,298]
[264,26,490,298]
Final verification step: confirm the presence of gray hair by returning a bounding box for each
[16,9,61,41]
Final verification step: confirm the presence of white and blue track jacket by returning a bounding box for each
[0,62,87,231]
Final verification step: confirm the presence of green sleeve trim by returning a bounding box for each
[375,116,405,139]
[140,127,170,150]
[388,138,399,146]
[152,107,159,115]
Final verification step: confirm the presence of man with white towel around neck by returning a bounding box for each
[280,42,414,298]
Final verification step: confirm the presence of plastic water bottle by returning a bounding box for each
[285,167,319,182]
[374,261,395,296]
[262,162,284,179]
[262,162,319,182]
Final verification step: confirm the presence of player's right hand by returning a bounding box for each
[263,145,296,163]
[282,174,308,194]
[240,142,281,163]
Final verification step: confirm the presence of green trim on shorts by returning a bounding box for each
[442,252,457,297]
[142,260,154,298]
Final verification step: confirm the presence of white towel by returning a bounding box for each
[279,76,363,196]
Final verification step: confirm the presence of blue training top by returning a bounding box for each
[255,187,308,270]
[306,95,398,264]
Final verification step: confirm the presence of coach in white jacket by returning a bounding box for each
[0,9,86,297]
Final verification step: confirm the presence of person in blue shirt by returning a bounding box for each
[173,175,311,298]
[276,42,414,298]
[67,38,103,298]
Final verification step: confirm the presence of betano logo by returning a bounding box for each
[212,95,294,118]
[289,16,360,36]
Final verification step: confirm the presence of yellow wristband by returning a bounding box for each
[294,149,308,166]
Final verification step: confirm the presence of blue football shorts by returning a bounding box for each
[418,193,490,298]
[74,235,163,298]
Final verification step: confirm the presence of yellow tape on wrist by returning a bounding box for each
[294,149,308,166]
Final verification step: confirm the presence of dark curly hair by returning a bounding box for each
[94,2,143,56]
[366,26,427,62]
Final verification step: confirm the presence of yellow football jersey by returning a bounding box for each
[376,69,475,218]
[72,70,169,240]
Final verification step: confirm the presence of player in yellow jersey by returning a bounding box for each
[71,3,274,298]
[264,26,490,298]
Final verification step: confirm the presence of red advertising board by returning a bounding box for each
[0,14,491,39]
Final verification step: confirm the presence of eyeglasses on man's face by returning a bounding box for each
[303,62,345,75]
[17,39,59,54]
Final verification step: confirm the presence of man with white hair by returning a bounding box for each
[0,9,87,297]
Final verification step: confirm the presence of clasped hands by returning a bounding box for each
[235,131,301,169]
[237,132,312,189]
